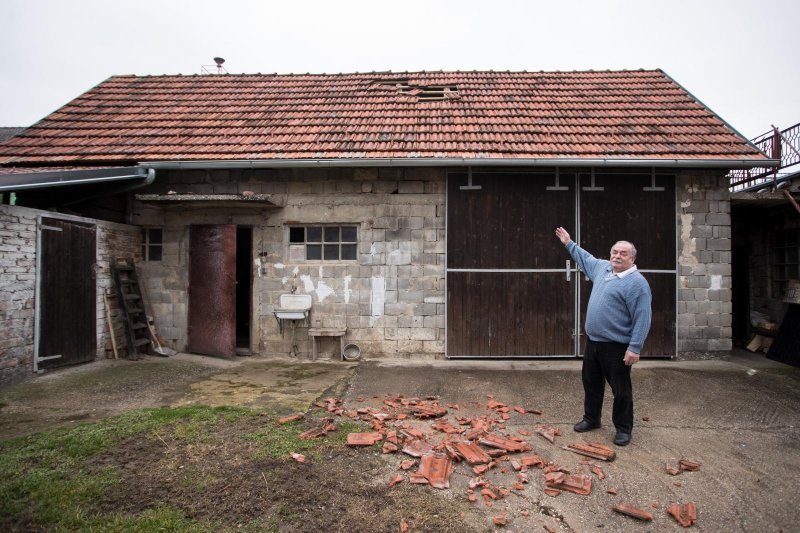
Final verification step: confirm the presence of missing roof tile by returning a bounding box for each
[400,85,460,101]
[373,79,460,101]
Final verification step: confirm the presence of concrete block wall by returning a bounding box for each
[676,170,733,356]
[132,167,447,359]
[0,204,37,384]
[97,222,142,359]
[0,204,140,384]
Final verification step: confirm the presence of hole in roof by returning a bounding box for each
[373,79,460,101]
[400,84,460,101]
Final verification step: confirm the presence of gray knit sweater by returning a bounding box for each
[566,241,652,354]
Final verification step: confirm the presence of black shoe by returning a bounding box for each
[573,419,601,433]
[614,432,631,446]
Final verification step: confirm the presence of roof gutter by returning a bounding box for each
[141,157,779,170]
[0,166,154,192]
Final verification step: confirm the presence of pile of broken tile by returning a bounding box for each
[289,395,699,528]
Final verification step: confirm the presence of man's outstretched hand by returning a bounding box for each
[555,227,571,245]
[624,351,640,366]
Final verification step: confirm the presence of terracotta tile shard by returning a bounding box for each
[473,464,491,475]
[517,472,529,484]
[607,488,618,495]
[492,513,508,526]
[563,442,616,462]
[400,427,425,440]
[510,459,522,471]
[346,432,383,446]
[402,438,434,458]
[527,408,543,415]
[432,419,464,434]
[534,424,561,443]
[520,509,529,517]
[679,459,701,472]
[409,473,429,484]
[290,453,306,463]
[468,493,477,503]
[544,488,561,497]
[486,448,508,458]
[399,459,416,470]
[545,472,592,496]
[382,442,399,454]
[591,465,606,480]
[417,453,453,489]
[513,406,526,414]
[481,488,499,500]
[667,502,698,527]
[278,414,303,424]
[388,474,404,487]
[487,399,507,410]
[665,458,682,475]
[518,429,531,436]
[400,518,409,532]
[452,441,492,465]
[479,434,528,453]
[612,503,653,521]
[513,482,525,491]
[521,454,544,467]
[651,501,661,509]
[411,403,447,419]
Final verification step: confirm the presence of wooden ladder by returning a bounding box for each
[111,258,151,360]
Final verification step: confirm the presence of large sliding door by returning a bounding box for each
[578,171,676,357]
[447,172,576,357]
[446,170,677,358]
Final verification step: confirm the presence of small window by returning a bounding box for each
[141,228,163,261]
[772,229,799,296]
[289,225,358,261]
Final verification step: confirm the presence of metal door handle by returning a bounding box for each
[566,260,571,281]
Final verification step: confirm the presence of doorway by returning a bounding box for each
[236,226,252,354]
[37,217,97,369]
[188,224,253,358]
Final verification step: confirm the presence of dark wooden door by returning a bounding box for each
[188,225,236,357]
[447,172,576,357]
[38,218,96,369]
[578,172,676,356]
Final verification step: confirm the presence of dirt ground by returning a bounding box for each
[2,350,800,532]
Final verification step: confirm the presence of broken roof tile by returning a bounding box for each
[451,441,492,465]
[612,503,654,521]
[478,434,529,453]
[417,453,453,489]
[346,432,383,446]
[534,424,562,443]
[278,414,304,424]
[545,472,593,496]
[563,442,617,462]
[667,502,698,527]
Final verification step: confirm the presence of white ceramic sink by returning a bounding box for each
[274,293,312,320]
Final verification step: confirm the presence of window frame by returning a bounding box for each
[288,224,359,262]
[772,228,799,296]
[141,227,163,262]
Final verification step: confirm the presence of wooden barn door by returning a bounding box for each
[37,217,96,369]
[188,225,236,357]
[578,171,677,357]
[447,172,576,357]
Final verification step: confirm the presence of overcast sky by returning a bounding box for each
[2,0,797,139]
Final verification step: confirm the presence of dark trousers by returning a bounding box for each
[582,340,633,434]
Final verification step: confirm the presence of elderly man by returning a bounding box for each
[555,227,652,446]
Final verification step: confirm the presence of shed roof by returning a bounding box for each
[0,70,769,166]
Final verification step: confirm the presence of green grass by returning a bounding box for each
[0,404,343,531]
[0,407,250,531]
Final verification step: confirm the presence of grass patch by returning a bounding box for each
[0,405,253,531]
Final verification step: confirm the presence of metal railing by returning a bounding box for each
[729,121,800,191]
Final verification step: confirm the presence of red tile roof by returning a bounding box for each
[0,70,767,165]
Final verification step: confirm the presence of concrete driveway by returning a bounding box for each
[1,349,797,531]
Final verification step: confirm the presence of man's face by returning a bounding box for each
[609,242,635,273]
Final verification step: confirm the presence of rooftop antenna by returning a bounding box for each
[201,57,228,75]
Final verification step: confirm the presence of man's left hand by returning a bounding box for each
[623,351,640,366]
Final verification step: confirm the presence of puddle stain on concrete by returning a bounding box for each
[173,361,356,415]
